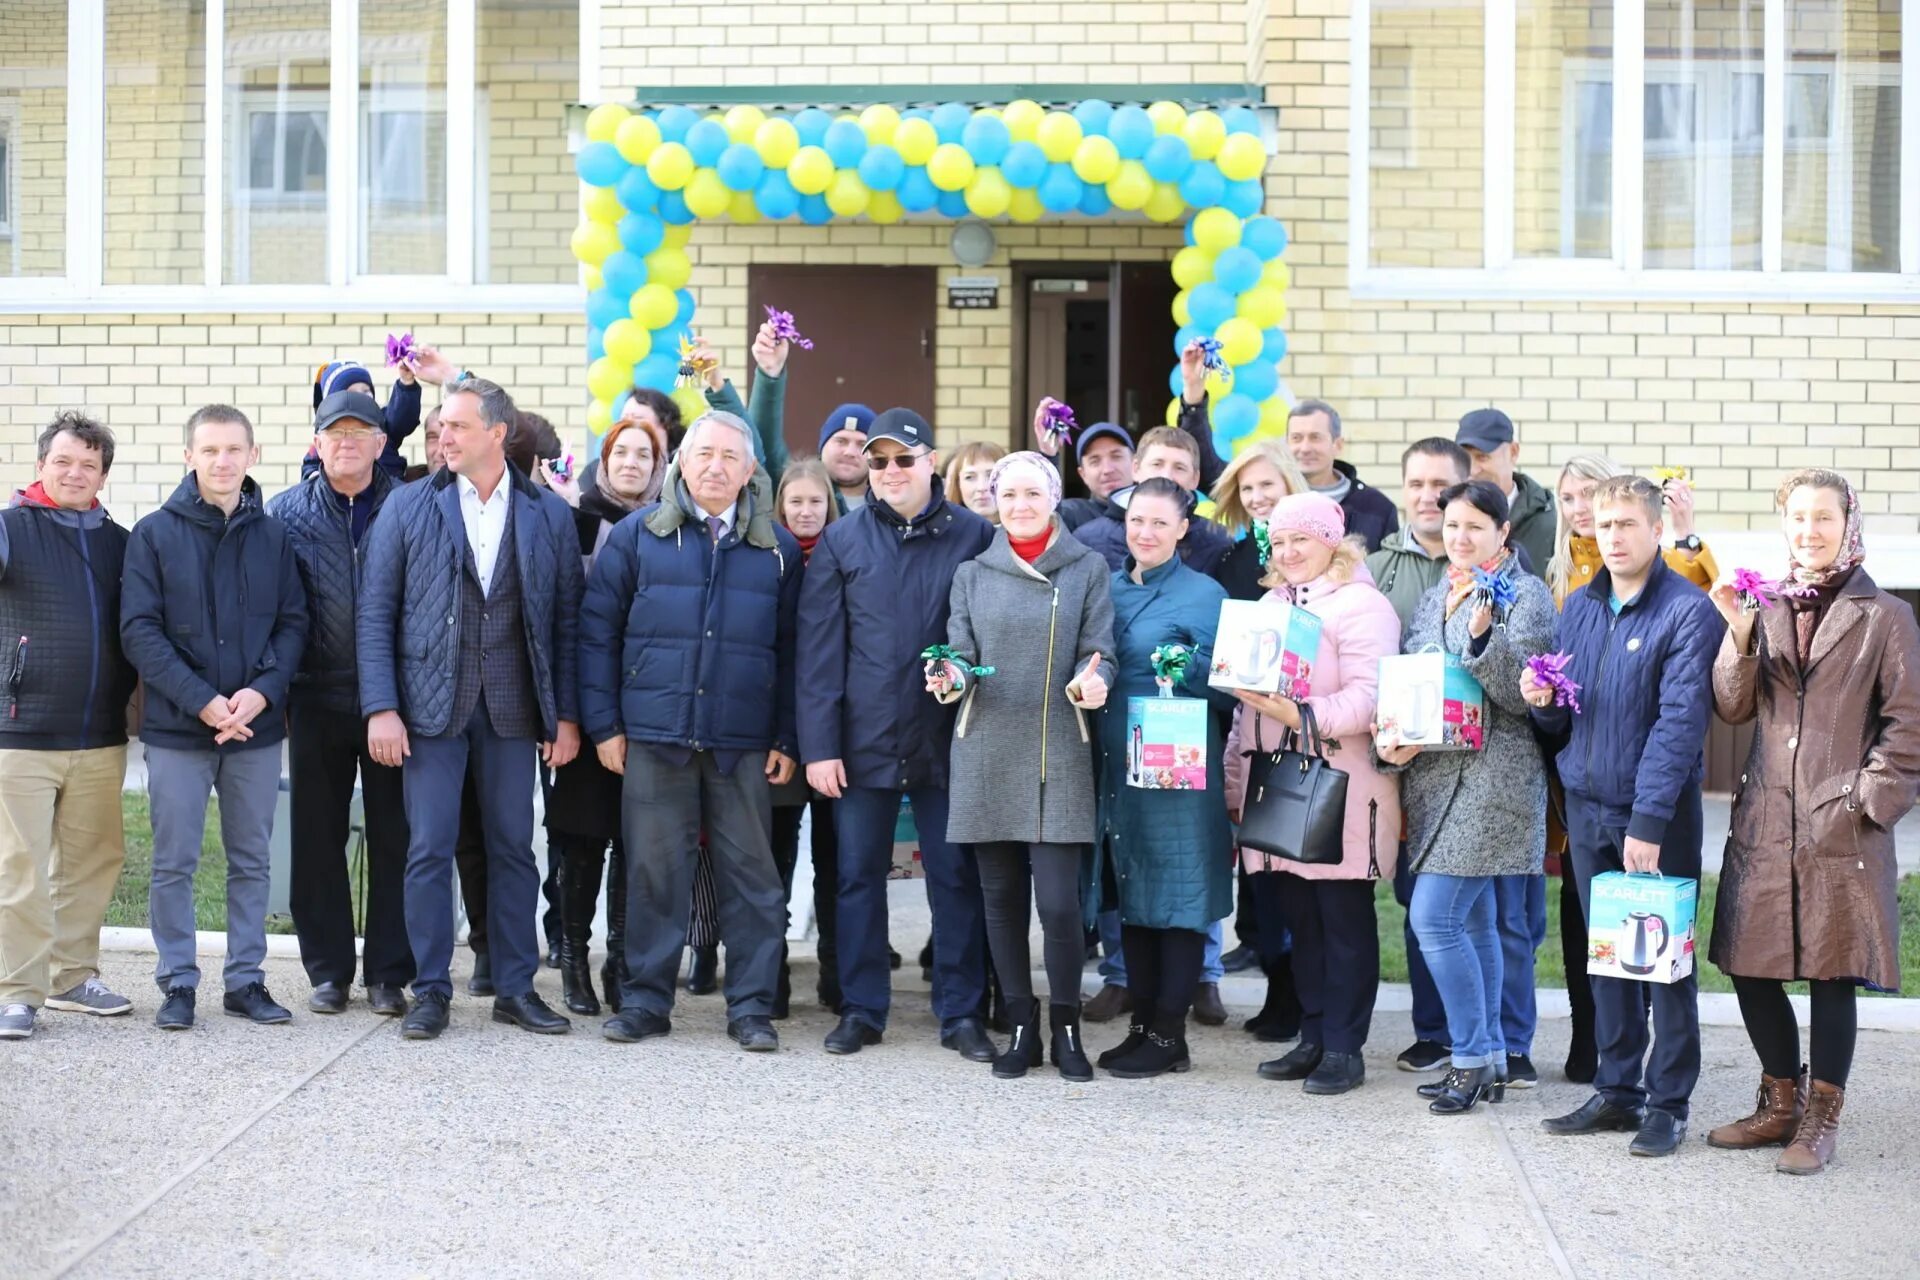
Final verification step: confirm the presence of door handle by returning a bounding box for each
[921,328,932,359]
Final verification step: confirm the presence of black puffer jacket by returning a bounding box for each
[268,468,396,713]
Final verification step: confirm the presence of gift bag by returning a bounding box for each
[1126,696,1209,790]
[1208,598,1323,698]
[887,795,924,880]
[1376,648,1486,751]
[1586,872,1697,984]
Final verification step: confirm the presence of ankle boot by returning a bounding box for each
[1776,1080,1844,1175]
[1050,1003,1093,1082]
[1708,1070,1806,1150]
[1426,1063,1504,1114]
[686,943,719,995]
[1097,1015,1148,1068]
[600,847,627,1013]
[558,848,602,1016]
[1105,1011,1191,1079]
[1245,954,1302,1042]
[992,998,1042,1079]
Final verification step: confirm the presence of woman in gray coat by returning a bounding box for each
[1378,480,1553,1114]
[930,452,1115,1081]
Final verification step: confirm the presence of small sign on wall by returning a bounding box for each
[946,275,999,309]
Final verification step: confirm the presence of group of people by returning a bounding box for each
[1,325,1914,1179]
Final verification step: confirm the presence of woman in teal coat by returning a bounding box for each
[1089,478,1238,1079]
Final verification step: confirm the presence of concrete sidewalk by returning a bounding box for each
[8,940,1918,1279]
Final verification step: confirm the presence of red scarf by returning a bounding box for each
[1009,529,1051,564]
[793,532,821,562]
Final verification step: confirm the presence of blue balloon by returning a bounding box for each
[1262,327,1289,364]
[1240,215,1286,261]
[601,250,648,296]
[1077,182,1112,217]
[1037,163,1083,213]
[1144,134,1194,184]
[1002,141,1047,188]
[1108,105,1155,160]
[616,167,660,212]
[858,145,906,191]
[755,170,799,220]
[960,113,1010,166]
[617,211,665,256]
[1178,161,1226,209]
[824,119,868,168]
[655,106,699,144]
[799,193,834,225]
[1188,282,1236,330]
[936,188,969,218]
[1173,323,1204,357]
[793,108,833,146]
[685,119,729,167]
[673,288,696,328]
[657,189,692,225]
[634,352,678,391]
[1222,106,1264,135]
[900,106,931,121]
[931,102,972,144]
[1167,364,1186,398]
[716,143,765,192]
[1184,219,1198,247]
[897,168,939,213]
[575,142,625,187]
[1213,246,1263,294]
[1073,99,1115,136]
[1214,392,1259,437]
[1223,178,1264,217]
[586,326,606,362]
[586,289,629,331]
[1213,425,1238,459]
[1231,360,1279,404]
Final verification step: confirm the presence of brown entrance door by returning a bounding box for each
[746,265,938,459]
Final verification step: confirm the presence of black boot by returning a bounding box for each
[774,942,792,1021]
[1424,1063,1505,1114]
[1105,1011,1191,1079]
[1244,954,1302,1042]
[1097,1014,1148,1068]
[992,997,1042,1079]
[600,847,627,1014]
[558,846,601,1017]
[1051,1003,1093,1082]
[686,944,719,995]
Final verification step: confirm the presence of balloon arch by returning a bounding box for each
[569,98,1292,460]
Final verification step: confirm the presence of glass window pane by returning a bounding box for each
[477,0,580,284]
[0,0,68,278]
[105,1,207,285]
[224,0,330,285]
[1516,0,1614,259]
[359,4,446,276]
[1369,0,1485,268]
[1643,0,1764,270]
[1784,0,1902,272]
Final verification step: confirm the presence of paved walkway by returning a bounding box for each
[7,938,1918,1279]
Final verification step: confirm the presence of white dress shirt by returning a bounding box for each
[458,472,510,597]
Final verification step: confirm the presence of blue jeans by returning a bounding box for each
[1097,911,1225,987]
[1393,850,1449,1045]
[1495,873,1548,1056]
[1408,873,1504,1070]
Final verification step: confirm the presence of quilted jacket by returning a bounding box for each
[268,467,396,713]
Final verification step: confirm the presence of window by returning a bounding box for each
[0,112,13,240]
[0,0,67,279]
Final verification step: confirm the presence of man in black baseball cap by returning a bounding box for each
[1456,407,1555,580]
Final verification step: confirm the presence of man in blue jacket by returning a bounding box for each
[121,405,309,1031]
[798,408,997,1059]
[1524,473,1724,1158]
[579,410,801,1052]
[358,376,584,1041]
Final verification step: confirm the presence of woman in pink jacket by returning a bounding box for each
[1225,493,1402,1096]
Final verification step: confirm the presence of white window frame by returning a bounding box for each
[0,0,579,313]
[0,101,17,247]
[1351,0,1920,302]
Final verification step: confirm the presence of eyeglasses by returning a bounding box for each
[319,428,381,442]
[867,450,928,471]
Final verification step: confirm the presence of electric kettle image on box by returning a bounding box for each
[1620,910,1669,976]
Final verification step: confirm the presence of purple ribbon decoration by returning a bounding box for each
[1038,397,1077,445]
[1525,652,1583,715]
[385,332,417,368]
[763,306,814,350]
[1731,567,1780,612]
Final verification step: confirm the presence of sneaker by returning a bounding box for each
[1396,1039,1451,1072]
[1505,1052,1539,1089]
[45,976,134,1016]
[0,1003,34,1039]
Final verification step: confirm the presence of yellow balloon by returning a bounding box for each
[724,105,766,144]
[867,190,904,224]
[588,356,633,403]
[1262,258,1292,291]
[1216,132,1266,183]
[788,145,834,195]
[1106,160,1152,211]
[615,114,661,165]
[964,166,1012,218]
[604,318,652,366]
[584,184,625,225]
[1171,289,1192,327]
[1216,317,1261,366]
[1204,369,1231,400]
[672,386,708,424]
[1171,245,1215,291]
[645,141,694,191]
[1191,206,1241,253]
[662,223,692,250]
[1036,111,1083,163]
[582,266,604,291]
[1147,101,1188,135]
[644,245,692,291]
[1259,394,1290,435]
[585,103,631,144]
[927,143,975,192]
[1002,99,1045,142]
[587,399,614,437]
[1144,181,1186,223]
[728,190,761,223]
[1008,188,1044,223]
[1238,285,1287,329]
[629,283,676,328]
[684,167,731,219]
[1181,110,1226,160]
[893,117,938,166]
[827,170,871,218]
[1071,135,1120,185]
[754,118,800,168]
[570,221,620,266]
[1164,397,1181,428]
[859,103,901,145]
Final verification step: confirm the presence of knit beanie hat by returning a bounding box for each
[313,360,375,410]
[1269,492,1346,548]
[818,403,876,451]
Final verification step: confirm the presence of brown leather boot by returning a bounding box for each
[1706,1071,1806,1149]
[1776,1080,1844,1175]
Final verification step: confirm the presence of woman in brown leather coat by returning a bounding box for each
[1703,468,1920,1176]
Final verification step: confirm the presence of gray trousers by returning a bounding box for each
[620,747,785,1020]
[146,744,281,994]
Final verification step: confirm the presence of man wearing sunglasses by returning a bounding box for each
[797,408,997,1059]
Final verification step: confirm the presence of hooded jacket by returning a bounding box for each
[268,466,396,714]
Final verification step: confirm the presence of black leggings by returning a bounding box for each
[1731,975,1858,1088]
[976,842,1085,1005]
[1121,923,1207,1021]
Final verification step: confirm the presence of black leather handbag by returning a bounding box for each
[1239,702,1348,866]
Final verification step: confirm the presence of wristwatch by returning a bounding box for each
[1676,535,1703,553]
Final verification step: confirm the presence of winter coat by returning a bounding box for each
[1364,530,1449,632]
[1387,573,1555,878]
[1529,557,1725,844]
[795,490,994,791]
[121,476,309,753]
[1092,556,1237,931]
[1225,566,1403,881]
[1709,570,1920,989]
[268,467,396,715]
[1553,534,1718,606]
[1071,485,1233,576]
[357,464,582,740]
[1210,534,1270,603]
[577,462,801,756]
[942,526,1115,846]
[1508,471,1558,586]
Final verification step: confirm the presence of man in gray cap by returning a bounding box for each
[1455,408,1556,580]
